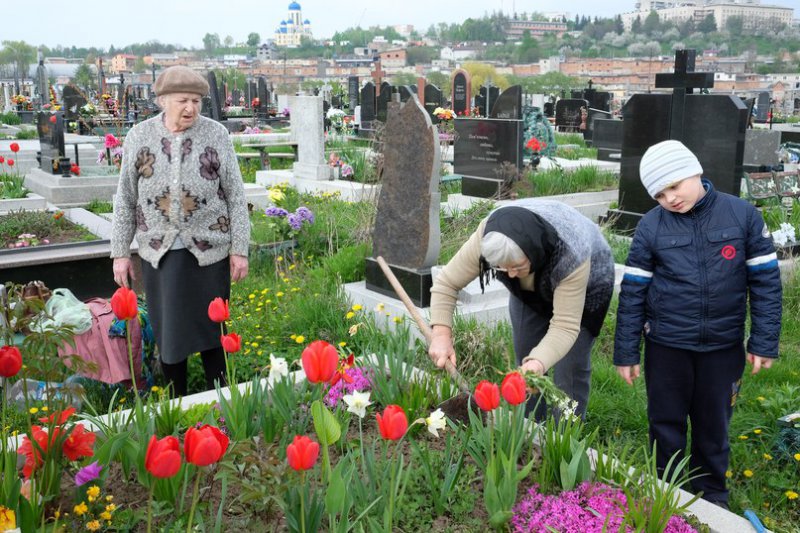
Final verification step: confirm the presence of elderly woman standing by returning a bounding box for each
[429,199,614,418]
[110,66,250,396]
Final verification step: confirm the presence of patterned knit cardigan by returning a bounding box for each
[110,114,250,268]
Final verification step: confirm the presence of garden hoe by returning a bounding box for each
[375,256,475,423]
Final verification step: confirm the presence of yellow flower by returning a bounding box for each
[754,429,762,435]
[248,293,255,300]
[86,519,101,531]
[786,490,799,500]
[87,486,100,499]
[757,396,765,401]
[289,264,296,270]
[295,335,305,343]
[352,304,363,311]
[151,386,160,393]
[282,277,290,283]
[276,256,284,262]
[290,334,297,340]
[763,453,772,461]
[725,470,732,478]
[268,189,285,202]
[393,316,403,323]
[105,502,116,510]
[29,407,39,414]
[738,435,748,440]
[118,397,126,403]
[345,311,355,319]
[794,453,800,461]
[349,323,362,336]
[743,469,754,478]
[40,406,48,412]
[0,506,16,531]
[74,502,89,516]
[375,303,385,312]
[100,511,112,520]
[338,341,347,347]
[276,291,285,297]
[251,342,259,348]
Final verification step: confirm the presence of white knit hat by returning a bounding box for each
[639,140,703,198]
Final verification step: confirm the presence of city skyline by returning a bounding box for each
[6,0,799,50]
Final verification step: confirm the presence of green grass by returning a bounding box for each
[518,165,618,198]
[82,199,113,214]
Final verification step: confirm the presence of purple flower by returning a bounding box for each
[287,213,303,231]
[295,207,315,224]
[325,367,372,408]
[265,207,289,218]
[74,461,103,486]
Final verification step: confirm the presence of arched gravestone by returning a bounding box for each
[451,69,471,116]
[366,96,441,306]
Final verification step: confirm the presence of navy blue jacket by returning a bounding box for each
[614,180,782,365]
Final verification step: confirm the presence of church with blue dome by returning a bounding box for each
[274,2,313,47]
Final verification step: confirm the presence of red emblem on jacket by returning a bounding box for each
[721,245,736,260]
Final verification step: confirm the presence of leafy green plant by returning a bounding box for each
[536,413,597,492]
[0,209,96,247]
[410,422,470,515]
[83,198,113,214]
[0,172,27,199]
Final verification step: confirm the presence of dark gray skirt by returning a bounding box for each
[142,249,230,364]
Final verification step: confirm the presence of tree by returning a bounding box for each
[615,16,624,35]
[391,71,417,86]
[643,10,660,34]
[0,40,36,94]
[631,16,643,34]
[426,71,449,97]
[461,62,509,95]
[71,63,94,89]
[514,30,540,63]
[725,16,743,36]
[697,13,717,33]
[247,32,260,47]
[202,33,221,54]
[223,35,234,48]
[405,46,437,66]
[133,57,147,73]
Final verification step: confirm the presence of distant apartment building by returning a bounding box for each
[143,54,184,67]
[504,19,568,39]
[439,45,482,61]
[622,0,793,32]
[110,54,137,73]
[274,2,313,47]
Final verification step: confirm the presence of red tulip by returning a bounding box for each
[501,372,527,406]
[474,380,500,412]
[207,297,229,323]
[9,142,19,153]
[0,345,22,377]
[220,332,241,353]
[376,404,408,441]
[286,435,319,471]
[110,287,138,320]
[184,424,229,466]
[38,406,76,425]
[18,425,59,478]
[145,435,182,478]
[0,156,5,163]
[62,423,96,461]
[6,159,13,167]
[301,340,338,383]
[49,115,56,123]
[70,164,80,176]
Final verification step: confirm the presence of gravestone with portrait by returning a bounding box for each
[62,84,87,122]
[348,76,360,113]
[37,112,69,175]
[454,117,524,198]
[366,95,441,307]
[606,49,747,230]
[555,98,588,132]
[451,69,471,116]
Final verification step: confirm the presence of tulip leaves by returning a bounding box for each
[311,400,341,447]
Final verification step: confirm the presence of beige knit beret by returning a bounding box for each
[154,66,209,97]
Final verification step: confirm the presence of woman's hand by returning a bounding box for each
[230,255,249,282]
[113,257,135,288]
[615,364,641,386]
[521,359,545,376]
[429,325,456,369]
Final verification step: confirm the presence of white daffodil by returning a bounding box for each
[425,408,447,437]
[342,390,372,419]
[268,354,289,383]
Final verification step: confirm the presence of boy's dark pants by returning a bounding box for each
[644,339,745,504]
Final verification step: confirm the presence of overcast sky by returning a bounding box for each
[8,0,798,50]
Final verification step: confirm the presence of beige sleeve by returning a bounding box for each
[522,259,590,372]
[429,219,487,328]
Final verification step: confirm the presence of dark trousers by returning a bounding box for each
[160,347,227,397]
[644,339,745,504]
[509,294,595,420]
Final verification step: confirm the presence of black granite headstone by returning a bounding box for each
[756,92,770,123]
[377,82,392,122]
[37,112,67,174]
[609,93,747,230]
[62,84,87,122]
[490,85,523,120]
[360,81,376,125]
[248,81,257,104]
[423,83,443,121]
[555,99,588,132]
[348,76,359,113]
[207,71,223,122]
[452,71,470,116]
[398,85,414,103]
[584,108,613,144]
[543,101,554,118]
[593,119,623,162]
[257,76,269,115]
[454,118,524,197]
[475,86,500,118]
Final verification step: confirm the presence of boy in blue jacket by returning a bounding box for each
[614,140,782,507]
